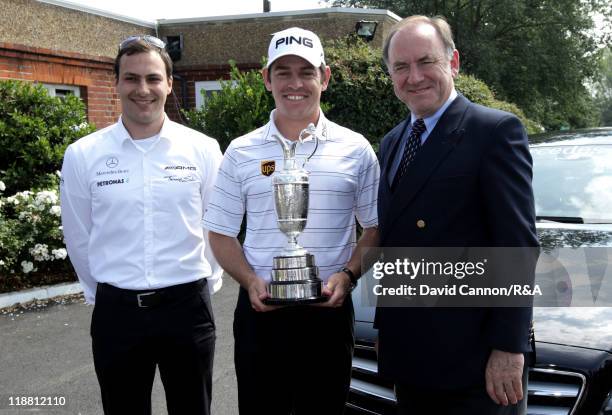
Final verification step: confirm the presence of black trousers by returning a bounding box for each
[234,287,355,415]
[395,361,529,415]
[91,279,215,415]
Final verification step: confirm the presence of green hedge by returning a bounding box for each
[324,37,407,151]
[454,74,542,135]
[183,61,274,152]
[0,80,91,293]
[0,80,95,194]
[185,37,541,152]
[326,37,542,150]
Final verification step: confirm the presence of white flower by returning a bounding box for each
[7,196,18,205]
[21,261,34,274]
[0,181,5,191]
[29,244,50,261]
[71,122,88,132]
[0,260,5,266]
[35,190,58,206]
[52,248,67,260]
[50,205,61,216]
[26,204,37,213]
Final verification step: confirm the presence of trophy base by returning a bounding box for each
[265,279,324,305]
[270,266,318,281]
[273,254,316,269]
[268,252,325,305]
[264,296,327,305]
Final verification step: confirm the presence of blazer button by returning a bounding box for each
[416,219,426,229]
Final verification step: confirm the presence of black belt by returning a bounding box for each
[97,279,206,308]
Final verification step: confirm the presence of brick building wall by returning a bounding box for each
[0,42,120,128]
[162,9,399,121]
[158,8,398,67]
[1,0,155,59]
[1,0,154,128]
[2,0,400,129]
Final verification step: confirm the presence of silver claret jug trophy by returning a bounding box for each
[265,124,325,305]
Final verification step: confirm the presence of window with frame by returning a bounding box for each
[195,81,222,109]
[195,80,237,108]
[41,84,81,99]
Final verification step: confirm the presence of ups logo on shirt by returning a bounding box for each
[261,160,275,177]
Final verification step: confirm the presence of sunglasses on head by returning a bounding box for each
[119,35,166,52]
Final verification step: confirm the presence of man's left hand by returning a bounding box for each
[316,272,352,308]
[485,349,525,406]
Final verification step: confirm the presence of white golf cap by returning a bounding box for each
[267,27,325,68]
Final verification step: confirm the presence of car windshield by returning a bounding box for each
[531,144,612,223]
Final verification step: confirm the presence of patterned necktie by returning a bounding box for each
[392,118,426,190]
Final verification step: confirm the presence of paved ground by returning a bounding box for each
[0,277,240,415]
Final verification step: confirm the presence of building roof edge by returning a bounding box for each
[158,7,401,25]
[37,0,157,28]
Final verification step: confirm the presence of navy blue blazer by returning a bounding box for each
[375,94,539,388]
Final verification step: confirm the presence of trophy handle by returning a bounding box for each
[272,134,299,170]
[298,123,319,169]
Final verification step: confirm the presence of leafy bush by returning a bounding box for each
[324,36,407,151]
[185,37,541,152]
[183,61,274,152]
[326,36,542,148]
[0,80,95,194]
[454,75,543,134]
[0,179,74,293]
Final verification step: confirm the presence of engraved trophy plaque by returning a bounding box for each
[265,124,325,305]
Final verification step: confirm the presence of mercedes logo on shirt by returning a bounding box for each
[106,157,119,168]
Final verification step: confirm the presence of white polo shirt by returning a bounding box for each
[60,115,223,304]
[203,110,379,282]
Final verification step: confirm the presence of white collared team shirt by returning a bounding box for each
[203,110,379,282]
[60,116,223,304]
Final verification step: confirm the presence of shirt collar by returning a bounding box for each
[112,114,173,143]
[263,108,331,143]
[411,88,458,132]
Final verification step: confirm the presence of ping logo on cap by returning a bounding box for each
[267,27,325,68]
[275,36,314,49]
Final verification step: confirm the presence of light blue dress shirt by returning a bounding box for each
[387,89,458,185]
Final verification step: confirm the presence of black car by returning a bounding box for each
[348,128,612,415]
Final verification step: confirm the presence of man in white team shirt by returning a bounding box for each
[203,27,380,415]
[60,36,222,415]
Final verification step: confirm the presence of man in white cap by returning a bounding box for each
[203,27,380,414]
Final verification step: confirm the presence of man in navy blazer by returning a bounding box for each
[375,15,539,414]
